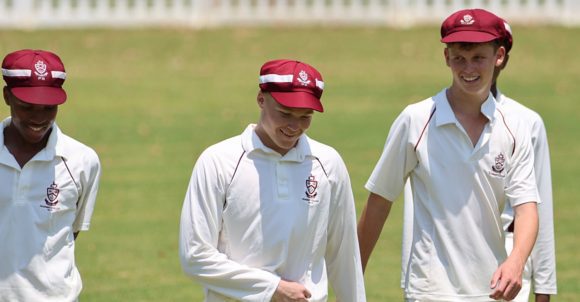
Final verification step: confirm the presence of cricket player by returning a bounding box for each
[179,59,366,301]
[398,12,558,302]
[493,18,557,302]
[0,49,101,301]
[358,9,539,301]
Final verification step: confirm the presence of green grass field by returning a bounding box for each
[1,26,578,301]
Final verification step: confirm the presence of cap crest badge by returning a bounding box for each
[460,14,475,25]
[34,60,48,80]
[297,70,311,86]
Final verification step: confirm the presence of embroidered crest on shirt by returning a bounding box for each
[305,175,318,199]
[44,182,60,206]
[492,153,505,173]
[489,152,507,177]
[34,60,48,80]
[297,70,311,86]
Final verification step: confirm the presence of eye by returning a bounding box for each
[452,56,463,62]
[17,103,33,111]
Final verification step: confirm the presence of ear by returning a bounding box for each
[257,91,266,108]
[3,87,10,106]
[501,53,510,69]
[495,46,506,67]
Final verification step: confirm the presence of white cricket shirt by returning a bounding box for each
[0,118,101,302]
[179,124,366,302]
[366,90,538,301]
[400,91,558,296]
[497,91,557,295]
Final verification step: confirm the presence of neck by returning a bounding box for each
[491,83,498,98]
[446,87,489,116]
[3,125,51,158]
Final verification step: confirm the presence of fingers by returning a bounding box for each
[489,278,504,300]
[490,269,501,289]
[272,280,312,302]
[489,269,503,300]
[503,279,522,301]
[488,278,522,301]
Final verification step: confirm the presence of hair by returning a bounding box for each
[499,37,512,54]
[446,39,502,52]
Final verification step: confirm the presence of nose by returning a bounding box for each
[287,120,299,131]
[464,59,479,73]
[29,111,48,123]
[28,107,55,124]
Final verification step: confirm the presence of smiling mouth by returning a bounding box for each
[28,125,48,132]
[462,75,480,82]
[280,129,298,138]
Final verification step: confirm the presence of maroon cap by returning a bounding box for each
[441,9,510,46]
[2,49,67,105]
[259,59,324,112]
[500,17,513,53]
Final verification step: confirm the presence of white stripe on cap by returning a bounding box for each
[316,79,324,90]
[259,74,293,84]
[51,71,66,79]
[2,68,32,77]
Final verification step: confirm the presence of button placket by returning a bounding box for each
[276,162,289,199]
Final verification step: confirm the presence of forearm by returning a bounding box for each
[180,243,280,300]
[510,202,539,266]
[531,172,557,294]
[535,293,550,302]
[357,193,392,272]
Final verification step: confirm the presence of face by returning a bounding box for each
[445,42,505,99]
[254,92,313,156]
[4,88,58,144]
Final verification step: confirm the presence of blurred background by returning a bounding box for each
[1,0,579,301]
[1,0,580,29]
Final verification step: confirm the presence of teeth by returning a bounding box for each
[463,76,478,82]
[280,129,295,137]
[30,126,44,131]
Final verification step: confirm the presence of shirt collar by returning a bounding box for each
[495,89,505,105]
[241,124,312,162]
[434,89,497,127]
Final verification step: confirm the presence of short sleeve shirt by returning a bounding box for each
[366,90,538,301]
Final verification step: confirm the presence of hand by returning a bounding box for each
[535,293,551,302]
[272,279,311,302]
[489,258,524,301]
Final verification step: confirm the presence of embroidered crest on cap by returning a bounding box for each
[297,70,311,86]
[34,60,48,80]
[460,14,475,25]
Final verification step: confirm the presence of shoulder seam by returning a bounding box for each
[414,106,437,152]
